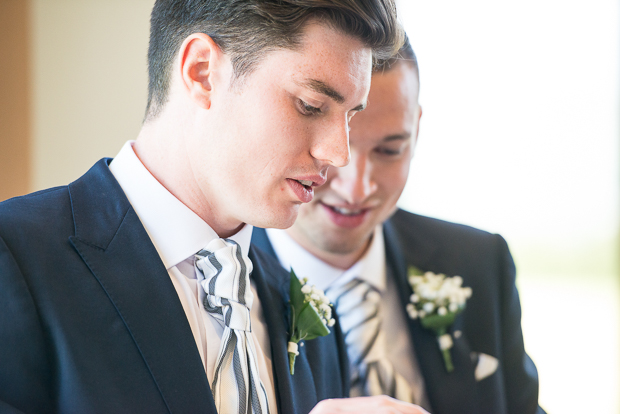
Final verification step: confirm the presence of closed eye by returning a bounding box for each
[375,147,403,156]
[297,99,322,116]
[375,135,411,157]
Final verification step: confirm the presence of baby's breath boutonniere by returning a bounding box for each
[406,266,472,372]
[287,269,335,375]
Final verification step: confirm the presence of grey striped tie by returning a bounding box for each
[329,278,414,403]
[195,238,270,414]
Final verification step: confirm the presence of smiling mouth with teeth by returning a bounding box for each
[329,205,364,216]
[320,202,370,227]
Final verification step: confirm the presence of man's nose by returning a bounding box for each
[310,117,351,168]
[330,153,377,205]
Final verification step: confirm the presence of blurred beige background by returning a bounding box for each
[1,1,619,412]
[1,0,154,201]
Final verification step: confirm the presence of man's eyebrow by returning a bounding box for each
[300,79,345,104]
[383,133,412,142]
[298,79,367,111]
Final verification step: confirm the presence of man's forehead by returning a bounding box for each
[287,23,372,99]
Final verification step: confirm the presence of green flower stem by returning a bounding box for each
[289,352,296,375]
[433,327,454,373]
[442,348,454,372]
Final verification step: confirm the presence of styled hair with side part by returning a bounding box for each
[145,0,404,121]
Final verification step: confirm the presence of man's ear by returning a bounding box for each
[414,104,423,142]
[178,33,227,110]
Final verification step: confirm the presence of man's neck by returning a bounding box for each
[132,119,243,239]
[285,229,372,270]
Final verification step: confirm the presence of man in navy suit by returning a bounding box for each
[253,38,546,413]
[0,1,429,413]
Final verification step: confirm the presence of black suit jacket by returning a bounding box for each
[0,159,348,414]
[252,209,545,414]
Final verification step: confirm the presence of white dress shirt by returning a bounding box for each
[266,226,430,408]
[109,141,277,412]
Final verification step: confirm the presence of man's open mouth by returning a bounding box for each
[295,179,313,190]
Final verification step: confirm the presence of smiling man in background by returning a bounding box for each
[253,37,545,414]
[0,1,432,413]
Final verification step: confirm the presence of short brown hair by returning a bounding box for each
[375,33,418,78]
[146,0,403,120]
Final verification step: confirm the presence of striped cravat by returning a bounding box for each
[195,238,270,414]
[329,278,415,403]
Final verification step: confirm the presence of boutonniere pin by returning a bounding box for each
[287,269,335,375]
[406,266,472,372]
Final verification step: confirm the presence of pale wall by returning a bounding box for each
[30,0,155,191]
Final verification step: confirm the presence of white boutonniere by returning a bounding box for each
[287,269,335,375]
[406,266,472,372]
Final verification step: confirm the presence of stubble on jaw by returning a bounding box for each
[286,211,375,269]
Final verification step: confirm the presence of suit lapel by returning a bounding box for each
[249,246,319,414]
[384,219,480,414]
[250,226,278,258]
[68,160,215,414]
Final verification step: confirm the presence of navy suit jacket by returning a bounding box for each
[252,209,545,414]
[0,159,348,414]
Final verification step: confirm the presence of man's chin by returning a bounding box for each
[252,206,299,230]
[320,237,370,257]
[312,226,373,255]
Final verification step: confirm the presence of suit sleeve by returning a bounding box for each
[0,236,53,413]
[495,234,546,414]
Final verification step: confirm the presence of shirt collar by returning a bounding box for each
[109,141,253,269]
[265,225,386,292]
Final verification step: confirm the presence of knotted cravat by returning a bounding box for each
[195,238,270,414]
[329,278,415,403]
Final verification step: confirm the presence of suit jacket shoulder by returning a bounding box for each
[0,159,215,413]
[388,208,502,268]
[385,209,544,414]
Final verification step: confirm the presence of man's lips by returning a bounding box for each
[286,174,327,203]
[286,179,315,203]
[293,174,327,188]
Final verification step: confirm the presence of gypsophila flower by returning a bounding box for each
[406,303,418,319]
[423,302,435,313]
[299,277,335,328]
[300,277,336,326]
[408,275,424,286]
[406,266,472,373]
[287,271,335,374]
